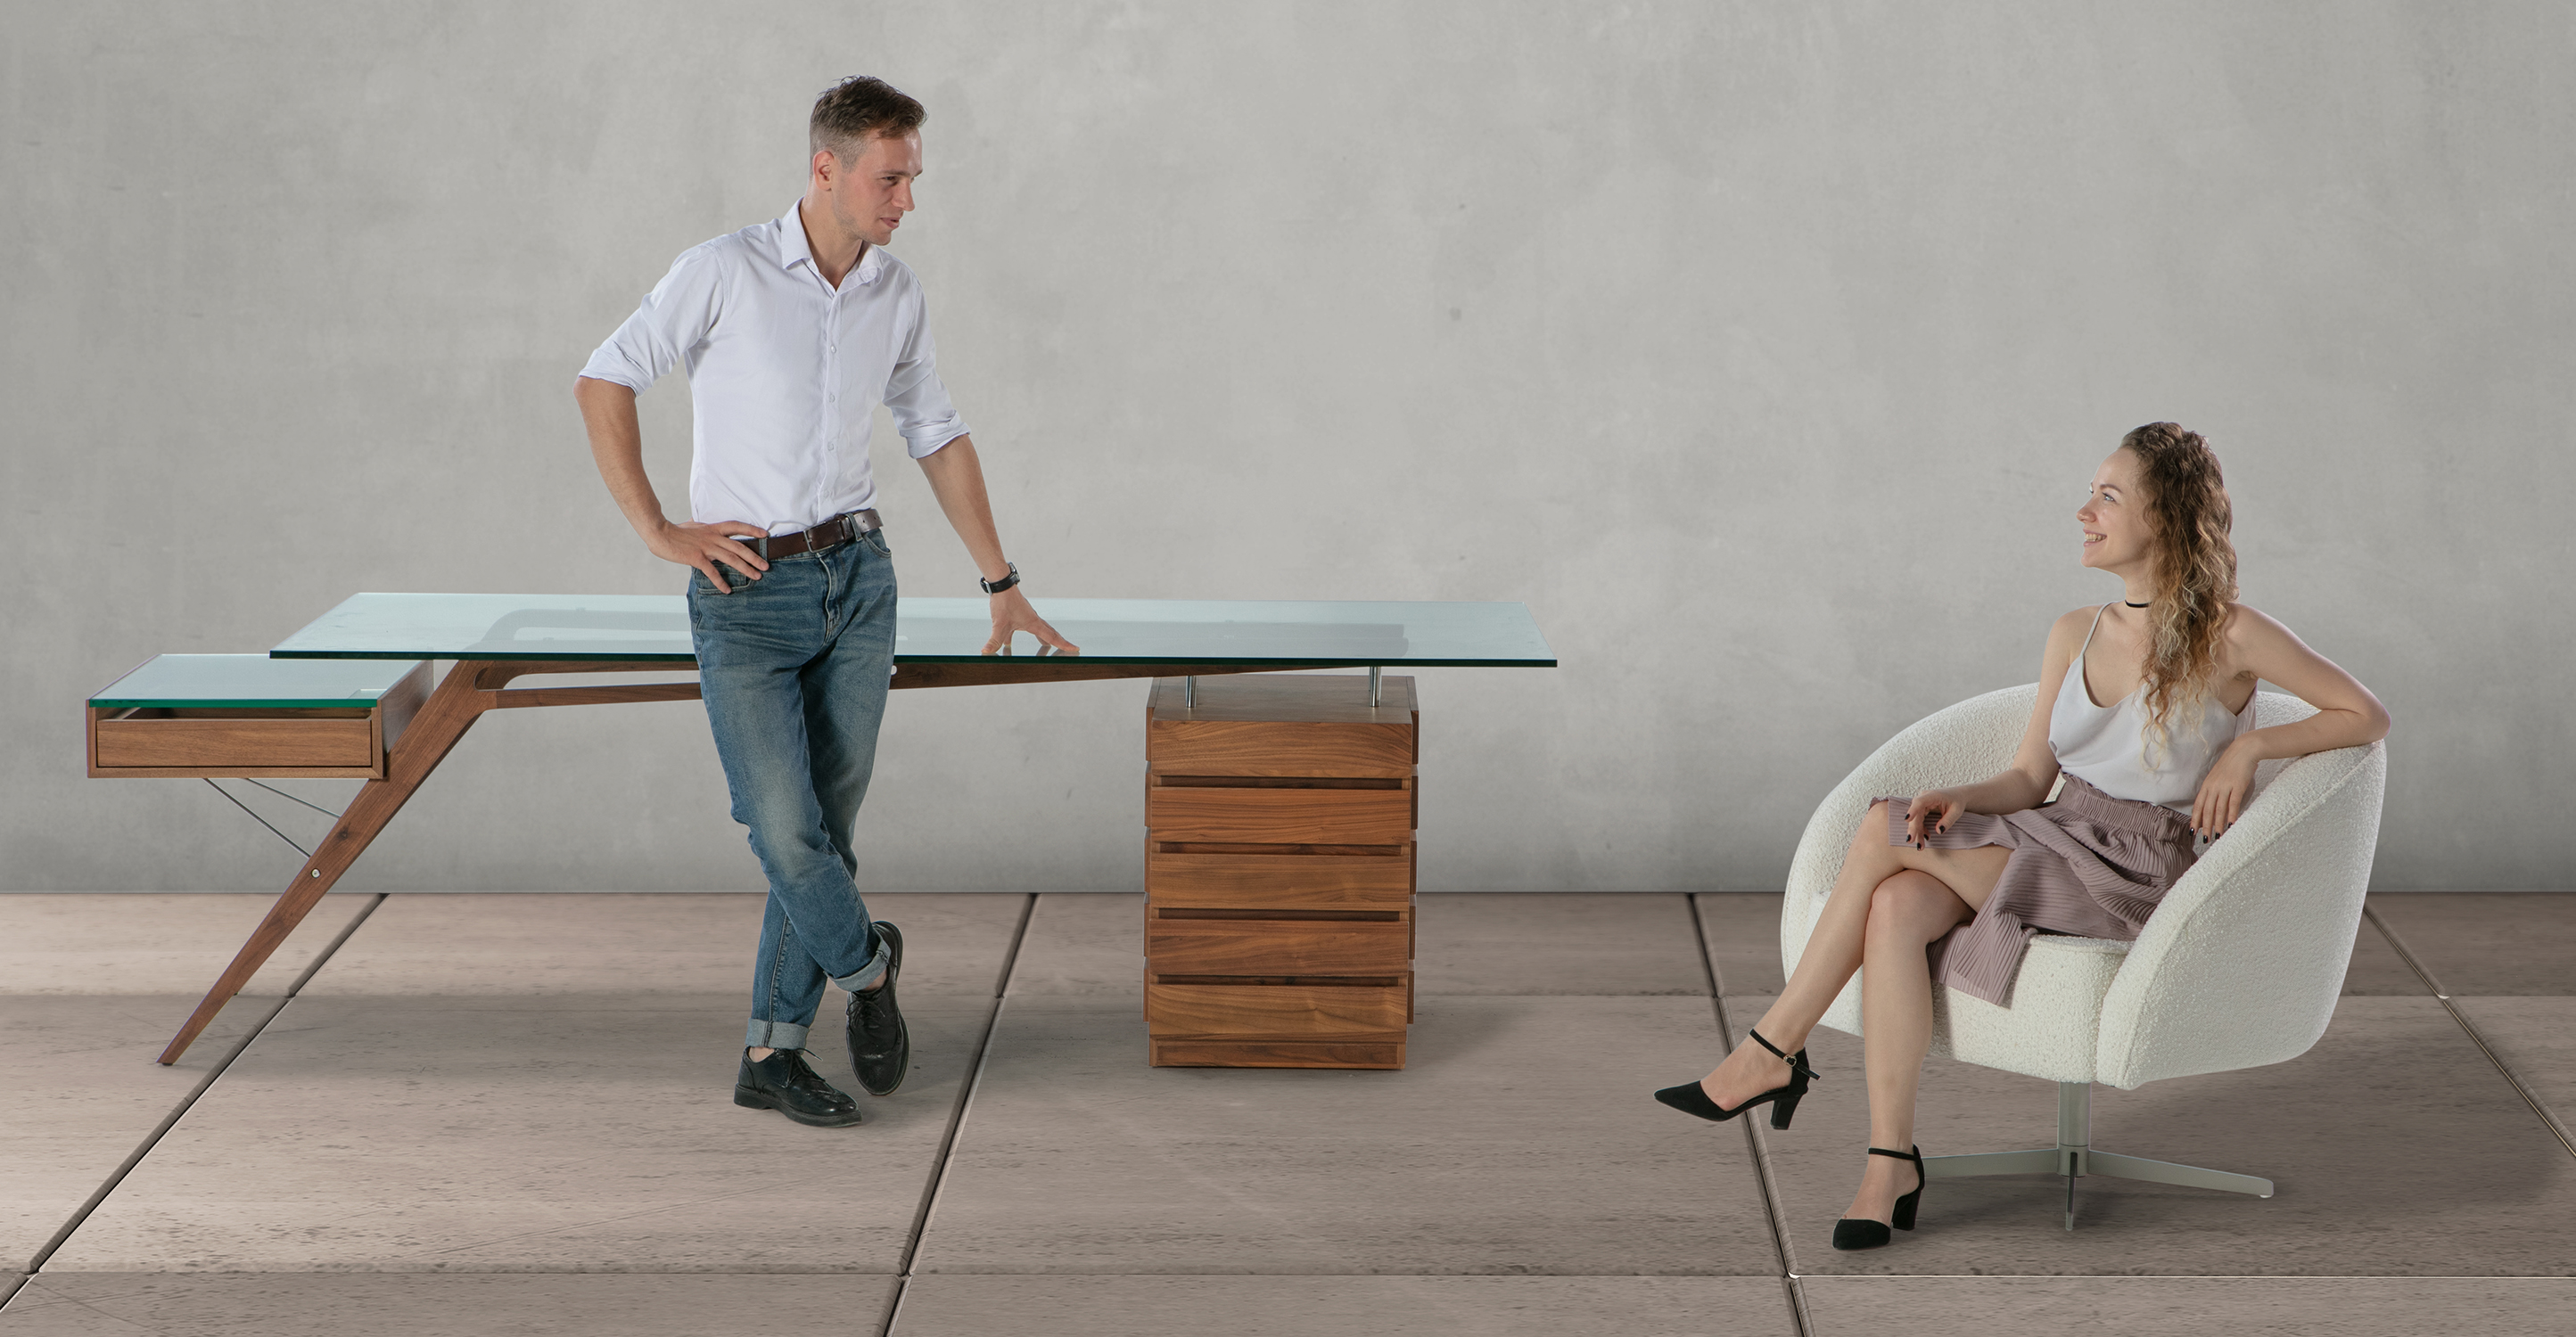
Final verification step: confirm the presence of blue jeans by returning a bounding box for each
[687,529,899,1051]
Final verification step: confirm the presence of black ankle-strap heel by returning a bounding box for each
[1831,1144,1925,1251]
[1653,1028,1820,1130]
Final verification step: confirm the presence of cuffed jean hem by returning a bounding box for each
[831,931,893,996]
[745,1019,811,1050]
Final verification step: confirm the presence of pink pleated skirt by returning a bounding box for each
[1875,774,2198,1007]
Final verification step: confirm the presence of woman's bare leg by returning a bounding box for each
[1843,870,1981,1224]
[1697,802,2004,1110]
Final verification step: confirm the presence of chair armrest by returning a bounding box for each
[2095,734,2388,1088]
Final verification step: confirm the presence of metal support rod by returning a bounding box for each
[1368,665,1381,708]
[2060,1080,2090,1230]
[1183,675,1195,709]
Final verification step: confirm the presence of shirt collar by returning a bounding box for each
[776,201,887,286]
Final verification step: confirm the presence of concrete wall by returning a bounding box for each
[4,2,2566,892]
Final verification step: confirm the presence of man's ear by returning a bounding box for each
[811,147,837,186]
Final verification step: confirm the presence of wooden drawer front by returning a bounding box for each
[1146,785,1413,845]
[1148,917,1411,976]
[94,715,375,772]
[1148,718,1413,778]
[1150,1037,1405,1070]
[1147,849,1412,909]
[1146,979,1411,1038]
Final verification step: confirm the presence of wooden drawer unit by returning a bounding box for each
[1144,674,1419,1070]
[87,657,432,780]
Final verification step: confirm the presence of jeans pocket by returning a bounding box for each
[863,529,892,559]
[694,562,761,596]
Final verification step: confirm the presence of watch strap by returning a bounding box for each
[980,562,1020,595]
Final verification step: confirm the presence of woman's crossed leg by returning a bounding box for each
[1696,799,2011,1223]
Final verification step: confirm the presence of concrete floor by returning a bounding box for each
[3,891,2571,1335]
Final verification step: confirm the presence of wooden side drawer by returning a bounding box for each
[1147,847,1414,909]
[1145,977,1412,1038]
[93,711,376,771]
[1149,1036,1405,1070]
[87,658,429,780]
[1147,675,1416,777]
[1148,718,1415,778]
[1145,781,1414,845]
[1147,915,1411,976]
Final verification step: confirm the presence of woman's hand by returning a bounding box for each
[1905,789,1965,849]
[2190,741,2260,840]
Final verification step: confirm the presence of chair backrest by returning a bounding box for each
[2096,695,2387,1087]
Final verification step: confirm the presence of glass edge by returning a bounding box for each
[90,698,388,710]
[266,651,1557,667]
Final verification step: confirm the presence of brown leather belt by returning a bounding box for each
[748,509,880,560]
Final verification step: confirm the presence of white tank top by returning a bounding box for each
[2049,603,2252,812]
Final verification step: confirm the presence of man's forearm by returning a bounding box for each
[575,376,671,539]
[915,434,1014,584]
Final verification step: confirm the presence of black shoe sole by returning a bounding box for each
[734,1085,864,1128]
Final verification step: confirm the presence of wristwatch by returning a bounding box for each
[980,562,1020,595]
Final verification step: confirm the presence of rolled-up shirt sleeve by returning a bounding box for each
[885,288,970,458]
[580,244,725,392]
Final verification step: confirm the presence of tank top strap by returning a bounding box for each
[2075,602,2114,660]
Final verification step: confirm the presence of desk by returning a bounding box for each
[90,594,1553,1066]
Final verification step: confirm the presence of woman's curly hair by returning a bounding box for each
[2122,422,2238,761]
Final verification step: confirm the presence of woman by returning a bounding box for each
[1657,422,2390,1251]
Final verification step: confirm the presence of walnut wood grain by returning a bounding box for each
[1148,1037,1406,1070]
[1145,785,1415,845]
[1148,717,1416,778]
[1146,849,1414,908]
[488,683,704,709]
[95,716,376,772]
[1146,917,1412,975]
[1144,978,1412,1037]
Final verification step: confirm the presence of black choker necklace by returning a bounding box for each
[2123,599,2151,608]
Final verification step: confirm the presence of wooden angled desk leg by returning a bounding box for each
[158,660,498,1065]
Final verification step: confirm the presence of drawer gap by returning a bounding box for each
[1153,907,1403,923]
[1150,974,1405,988]
[1152,775,1406,790]
[112,706,374,719]
[1154,841,1407,857]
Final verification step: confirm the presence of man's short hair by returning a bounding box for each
[811,76,926,163]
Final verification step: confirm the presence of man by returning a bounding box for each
[574,76,1074,1128]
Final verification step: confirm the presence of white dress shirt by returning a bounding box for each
[580,202,970,536]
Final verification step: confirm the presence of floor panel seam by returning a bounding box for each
[2363,905,2576,1162]
[21,892,388,1276]
[1688,895,1809,1337]
[893,890,1037,1291]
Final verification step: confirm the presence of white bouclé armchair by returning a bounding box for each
[1780,685,2388,1226]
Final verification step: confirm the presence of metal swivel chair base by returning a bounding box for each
[1922,1082,2274,1230]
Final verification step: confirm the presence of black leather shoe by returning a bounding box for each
[846,921,909,1096]
[733,1048,862,1128]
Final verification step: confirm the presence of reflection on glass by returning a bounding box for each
[272,594,1553,667]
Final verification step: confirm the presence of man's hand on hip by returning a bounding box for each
[983,586,1079,655]
[650,519,771,594]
